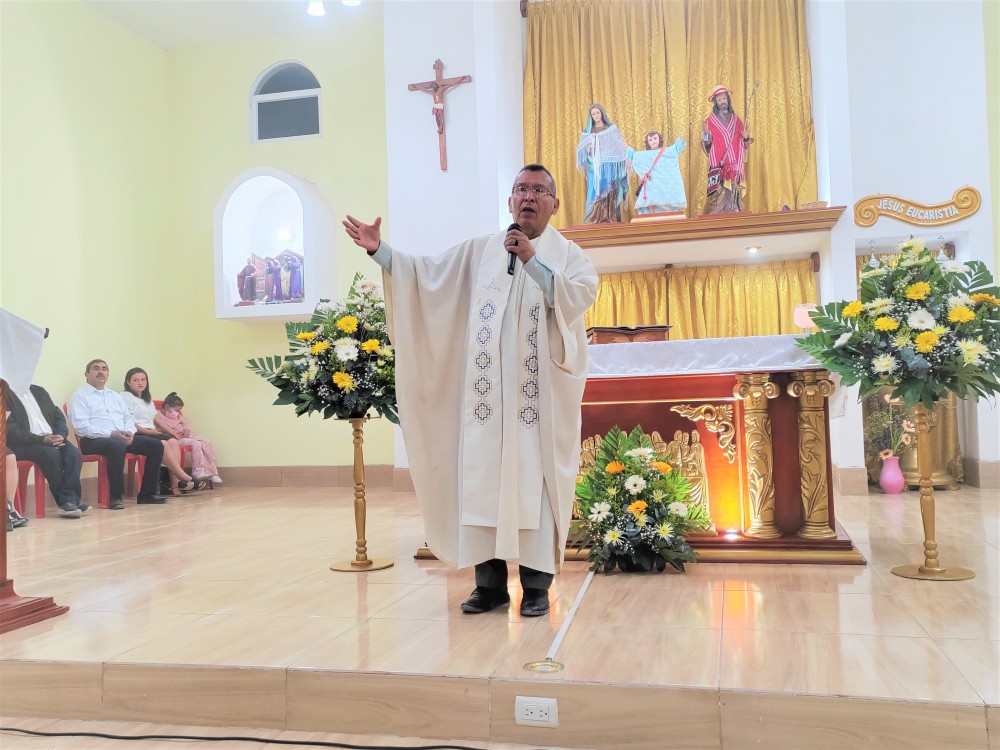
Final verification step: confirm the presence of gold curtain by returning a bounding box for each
[666,259,817,340]
[584,269,669,329]
[584,259,816,338]
[524,0,817,226]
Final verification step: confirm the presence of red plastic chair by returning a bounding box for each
[62,404,111,509]
[16,460,47,518]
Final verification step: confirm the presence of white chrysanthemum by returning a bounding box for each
[946,293,972,310]
[356,279,381,295]
[872,354,900,375]
[378,344,394,359]
[865,297,894,315]
[624,475,647,495]
[940,260,971,275]
[588,501,611,523]
[859,267,888,279]
[668,501,689,516]
[898,237,926,253]
[603,528,623,545]
[334,339,360,361]
[625,447,654,461]
[633,512,648,527]
[657,521,674,539]
[957,339,989,366]
[907,308,937,331]
[893,332,912,349]
[833,331,853,348]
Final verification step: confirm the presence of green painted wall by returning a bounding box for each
[0,0,393,468]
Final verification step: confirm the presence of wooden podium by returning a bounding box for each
[587,325,671,344]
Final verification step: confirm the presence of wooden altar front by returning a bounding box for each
[577,336,864,564]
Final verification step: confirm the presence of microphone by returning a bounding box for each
[506,222,522,276]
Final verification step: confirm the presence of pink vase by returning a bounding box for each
[879,455,905,494]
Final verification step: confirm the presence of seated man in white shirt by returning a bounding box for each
[68,359,166,510]
[5,380,88,518]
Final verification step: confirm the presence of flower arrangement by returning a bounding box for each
[796,237,1000,408]
[247,273,398,422]
[863,394,916,465]
[573,426,708,573]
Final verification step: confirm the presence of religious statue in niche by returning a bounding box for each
[627,131,687,216]
[236,257,259,305]
[576,103,630,224]
[701,85,755,214]
[662,429,717,534]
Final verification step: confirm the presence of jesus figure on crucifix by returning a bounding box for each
[408,59,472,171]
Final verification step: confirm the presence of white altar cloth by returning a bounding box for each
[587,334,823,378]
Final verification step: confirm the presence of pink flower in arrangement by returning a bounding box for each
[880,449,894,460]
[902,420,916,432]
[901,434,912,445]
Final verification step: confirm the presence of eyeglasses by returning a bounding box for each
[512,185,553,198]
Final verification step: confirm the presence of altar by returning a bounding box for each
[578,335,864,564]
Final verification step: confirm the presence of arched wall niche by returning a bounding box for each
[214,167,335,320]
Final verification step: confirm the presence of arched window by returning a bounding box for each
[250,62,321,142]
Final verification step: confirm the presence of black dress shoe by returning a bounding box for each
[110,498,125,510]
[519,588,550,617]
[136,494,167,504]
[460,586,511,614]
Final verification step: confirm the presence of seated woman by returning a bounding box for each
[158,393,222,485]
[6,449,28,531]
[121,368,206,495]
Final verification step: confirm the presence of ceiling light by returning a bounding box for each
[306,1,326,16]
[746,245,760,254]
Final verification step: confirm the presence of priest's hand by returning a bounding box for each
[505,225,535,264]
[343,215,382,254]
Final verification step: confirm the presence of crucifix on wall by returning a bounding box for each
[408,59,471,172]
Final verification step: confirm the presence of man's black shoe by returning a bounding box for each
[110,498,125,510]
[519,588,550,617]
[460,586,510,614]
[136,494,167,505]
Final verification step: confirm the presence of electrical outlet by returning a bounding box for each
[514,696,559,727]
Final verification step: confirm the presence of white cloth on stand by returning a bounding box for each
[0,309,45,394]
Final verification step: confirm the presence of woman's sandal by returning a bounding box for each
[176,479,195,493]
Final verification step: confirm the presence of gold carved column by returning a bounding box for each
[734,374,781,539]
[788,371,837,539]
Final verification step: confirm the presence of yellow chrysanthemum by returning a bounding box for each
[841,301,864,318]
[649,461,673,474]
[905,282,931,301]
[626,500,648,517]
[332,371,355,391]
[970,292,1000,307]
[296,331,318,341]
[336,316,359,334]
[947,306,976,324]
[605,461,625,475]
[914,331,940,353]
[932,325,948,336]
[361,338,381,353]
[310,340,331,355]
[873,317,900,331]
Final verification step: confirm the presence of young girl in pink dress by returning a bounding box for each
[158,393,222,485]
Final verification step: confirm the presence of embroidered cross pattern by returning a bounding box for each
[519,303,541,429]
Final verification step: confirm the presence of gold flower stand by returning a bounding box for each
[891,403,974,581]
[331,415,393,572]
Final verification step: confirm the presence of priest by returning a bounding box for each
[343,164,597,617]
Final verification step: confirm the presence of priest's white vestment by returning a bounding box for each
[383,225,598,574]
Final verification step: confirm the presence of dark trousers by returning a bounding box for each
[79,435,164,499]
[12,442,83,510]
[474,558,554,592]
